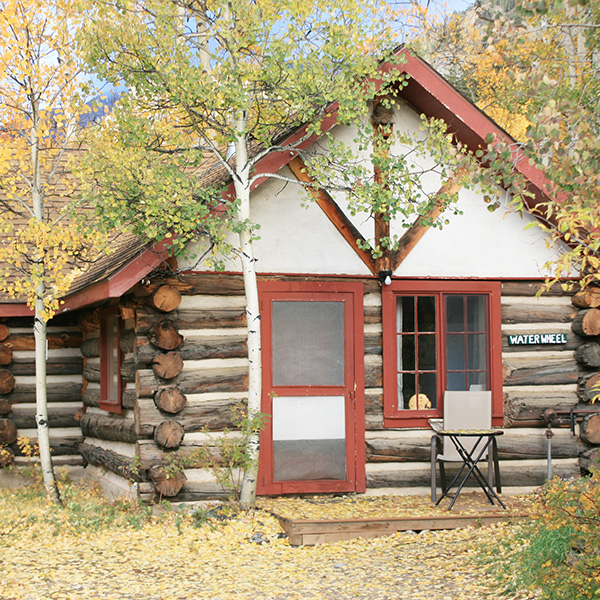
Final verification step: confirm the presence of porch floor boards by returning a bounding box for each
[259,492,532,546]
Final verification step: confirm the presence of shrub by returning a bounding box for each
[484,471,600,600]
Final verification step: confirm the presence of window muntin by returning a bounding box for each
[396,295,438,410]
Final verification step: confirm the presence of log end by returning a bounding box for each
[152,285,182,313]
[0,418,18,446]
[154,420,185,449]
[149,464,187,497]
[154,387,187,414]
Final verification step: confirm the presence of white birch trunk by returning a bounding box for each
[233,115,262,508]
[31,98,61,504]
[34,298,61,503]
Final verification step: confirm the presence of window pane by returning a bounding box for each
[447,372,466,391]
[397,296,415,332]
[446,334,465,370]
[272,396,346,481]
[446,296,464,332]
[418,334,437,370]
[418,372,437,408]
[417,296,436,332]
[272,301,345,386]
[102,314,120,403]
[468,334,487,370]
[467,296,486,331]
[398,334,415,371]
[468,372,487,390]
[398,372,415,410]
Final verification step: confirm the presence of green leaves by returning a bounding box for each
[75,0,405,266]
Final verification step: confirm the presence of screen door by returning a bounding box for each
[258,281,365,495]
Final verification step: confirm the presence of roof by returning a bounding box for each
[0,48,554,316]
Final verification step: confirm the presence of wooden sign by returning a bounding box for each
[507,333,568,346]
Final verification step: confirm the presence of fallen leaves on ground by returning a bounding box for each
[258,491,534,521]
[0,482,535,600]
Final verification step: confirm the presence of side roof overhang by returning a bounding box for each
[0,237,172,317]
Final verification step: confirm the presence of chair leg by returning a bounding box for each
[492,437,502,494]
[431,435,438,503]
[439,462,447,495]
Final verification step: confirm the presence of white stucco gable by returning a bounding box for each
[180,167,562,279]
[181,86,564,280]
[247,167,372,276]
[393,187,563,278]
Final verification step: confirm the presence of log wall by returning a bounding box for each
[0,314,84,468]
[77,307,139,497]
[131,278,251,501]
[501,292,581,427]
[56,274,599,502]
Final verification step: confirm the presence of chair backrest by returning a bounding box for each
[441,390,492,460]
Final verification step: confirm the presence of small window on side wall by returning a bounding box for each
[99,308,122,413]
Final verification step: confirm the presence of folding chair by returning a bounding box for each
[430,390,500,503]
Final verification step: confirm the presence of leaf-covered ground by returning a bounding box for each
[0,482,535,600]
[258,491,533,520]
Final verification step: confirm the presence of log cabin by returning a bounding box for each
[1,48,599,501]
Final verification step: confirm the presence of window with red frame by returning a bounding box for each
[382,281,502,427]
[99,308,122,413]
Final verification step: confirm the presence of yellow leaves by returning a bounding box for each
[258,492,533,522]
[0,217,108,320]
[0,483,521,600]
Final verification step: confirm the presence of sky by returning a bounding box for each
[428,0,476,15]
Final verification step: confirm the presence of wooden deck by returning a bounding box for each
[259,492,532,546]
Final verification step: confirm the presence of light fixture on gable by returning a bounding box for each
[378,270,393,286]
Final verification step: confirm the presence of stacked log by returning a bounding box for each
[365,428,585,463]
[363,292,383,430]
[572,287,600,309]
[77,306,139,489]
[501,288,581,427]
[367,458,580,489]
[1,314,84,466]
[580,413,600,446]
[569,285,600,472]
[80,441,145,482]
[582,373,600,403]
[148,464,187,498]
[80,411,137,443]
[131,284,192,497]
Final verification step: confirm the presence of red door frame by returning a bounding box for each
[257,280,366,496]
